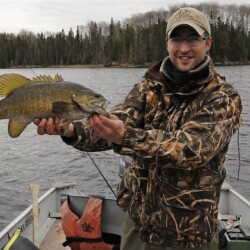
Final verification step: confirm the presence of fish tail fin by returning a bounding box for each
[8,120,30,138]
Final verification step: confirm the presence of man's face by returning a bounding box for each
[167,26,212,72]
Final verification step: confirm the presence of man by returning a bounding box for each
[35,7,242,249]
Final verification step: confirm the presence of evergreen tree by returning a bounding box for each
[0,3,249,68]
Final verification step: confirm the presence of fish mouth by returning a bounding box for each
[92,101,109,116]
[102,101,110,109]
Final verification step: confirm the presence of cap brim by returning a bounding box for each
[167,22,204,37]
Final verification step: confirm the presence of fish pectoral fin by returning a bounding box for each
[52,102,74,114]
[8,120,30,138]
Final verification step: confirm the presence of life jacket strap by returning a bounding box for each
[62,236,104,247]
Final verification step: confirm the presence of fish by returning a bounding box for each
[0,73,109,138]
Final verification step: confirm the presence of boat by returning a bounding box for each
[0,182,250,250]
[0,182,124,250]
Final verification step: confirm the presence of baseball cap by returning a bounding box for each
[166,7,211,38]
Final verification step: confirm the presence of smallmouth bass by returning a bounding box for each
[0,73,109,137]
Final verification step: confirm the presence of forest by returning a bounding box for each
[0,3,249,68]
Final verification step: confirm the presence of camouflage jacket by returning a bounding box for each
[64,56,242,248]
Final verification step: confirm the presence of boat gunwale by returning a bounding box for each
[0,187,56,238]
[0,182,78,249]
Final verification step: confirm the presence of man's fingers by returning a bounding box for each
[89,115,103,135]
[89,114,102,129]
[36,118,62,135]
[93,114,115,128]
[34,118,41,125]
[46,118,57,134]
[37,118,48,135]
[88,114,124,144]
[108,113,118,120]
[59,120,75,137]
[89,115,108,137]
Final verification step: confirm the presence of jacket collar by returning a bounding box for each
[144,55,215,95]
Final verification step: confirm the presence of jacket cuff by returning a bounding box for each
[113,125,136,153]
[61,121,87,146]
[122,126,136,147]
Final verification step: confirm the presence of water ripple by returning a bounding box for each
[0,66,249,230]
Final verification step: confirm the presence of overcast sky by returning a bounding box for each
[1,0,249,34]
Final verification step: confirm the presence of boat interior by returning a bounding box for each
[1,183,250,250]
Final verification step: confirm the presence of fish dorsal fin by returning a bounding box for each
[0,73,31,97]
[8,120,30,138]
[31,74,63,83]
[0,73,64,97]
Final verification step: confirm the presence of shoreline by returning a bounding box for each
[3,61,250,69]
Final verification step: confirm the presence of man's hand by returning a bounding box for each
[89,114,124,145]
[34,118,75,137]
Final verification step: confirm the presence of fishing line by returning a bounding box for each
[226,174,250,183]
[225,129,247,183]
[237,128,241,181]
[30,68,37,77]
[86,152,116,197]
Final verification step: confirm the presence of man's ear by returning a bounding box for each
[206,36,213,53]
[166,41,169,52]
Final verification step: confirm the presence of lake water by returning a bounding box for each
[0,65,249,231]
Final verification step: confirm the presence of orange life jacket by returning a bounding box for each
[61,196,115,250]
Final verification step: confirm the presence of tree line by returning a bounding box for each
[0,3,249,68]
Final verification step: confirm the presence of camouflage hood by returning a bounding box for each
[144,55,213,95]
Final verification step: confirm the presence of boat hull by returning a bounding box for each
[1,182,250,250]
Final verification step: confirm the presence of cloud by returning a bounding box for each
[0,0,169,33]
[0,0,248,34]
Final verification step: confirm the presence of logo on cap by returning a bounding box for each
[176,9,193,20]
